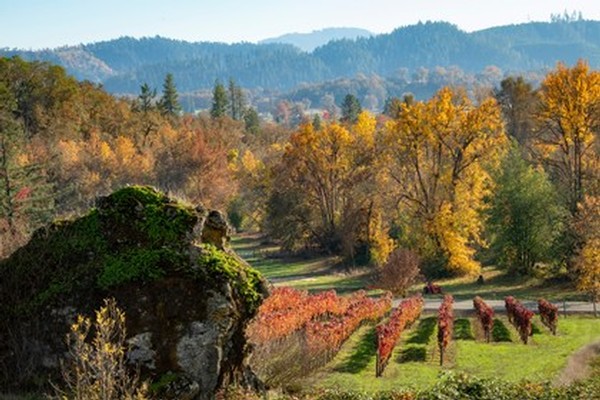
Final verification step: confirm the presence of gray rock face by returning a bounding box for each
[201,210,231,249]
[175,289,237,398]
[127,332,156,369]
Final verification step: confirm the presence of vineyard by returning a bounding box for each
[245,287,600,391]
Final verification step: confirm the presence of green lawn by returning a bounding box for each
[231,234,372,293]
[232,234,584,301]
[420,266,583,301]
[310,315,600,392]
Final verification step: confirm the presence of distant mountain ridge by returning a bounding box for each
[2,19,600,96]
[259,27,373,52]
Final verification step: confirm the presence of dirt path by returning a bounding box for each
[555,340,600,386]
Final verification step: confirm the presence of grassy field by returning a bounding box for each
[309,315,600,392]
[232,233,585,301]
[231,234,372,293]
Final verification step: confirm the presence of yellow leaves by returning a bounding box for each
[353,111,377,147]
[240,149,264,177]
[60,298,148,399]
[431,203,480,275]
[385,86,505,275]
[537,60,600,211]
[577,238,600,298]
[57,140,81,169]
[540,60,600,146]
[575,196,600,298]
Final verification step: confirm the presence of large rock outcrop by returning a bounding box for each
[0,186,268,399]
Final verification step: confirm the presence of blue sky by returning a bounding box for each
[1,0,599,49]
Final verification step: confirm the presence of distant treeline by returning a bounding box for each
[2,20,600,98]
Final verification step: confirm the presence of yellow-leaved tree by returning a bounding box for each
[574,196,600,316]
[266,111,388,264]
[384,87,506,275]
[536,60,600,215]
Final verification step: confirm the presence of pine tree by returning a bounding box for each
[211,80,229,119]
[136,82,156,113]
[158,73,181,117]
[341,94,362,124]
[228,79,246,121]
[243,107,260,135]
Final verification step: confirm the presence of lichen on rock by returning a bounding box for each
[0,185,268,399]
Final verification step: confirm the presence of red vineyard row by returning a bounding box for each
[473,296,494,343]
[438,294,454,366]
[505,296,534,344]
[375,295,423,377]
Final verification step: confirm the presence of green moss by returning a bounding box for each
[99,185,197,247]
[196,244,263,314]
[149,371,179,394]
[0,185,265,318]
[97,248,187,289]
[1,209,109,315]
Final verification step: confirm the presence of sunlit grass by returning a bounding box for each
[232,234,585,301]
[414,265,583,301]
[231,233,373,293]
[312,316,600,392]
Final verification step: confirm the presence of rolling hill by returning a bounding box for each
[2,19,599,97]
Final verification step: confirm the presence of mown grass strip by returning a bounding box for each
[492,318,512,342]
[454,318,475,341]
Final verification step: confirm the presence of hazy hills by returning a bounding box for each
[2,19,600,97]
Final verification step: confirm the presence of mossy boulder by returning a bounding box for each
[0,186,268,399]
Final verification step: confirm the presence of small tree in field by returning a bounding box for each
[53,298,148,400]
[376,248,422,296]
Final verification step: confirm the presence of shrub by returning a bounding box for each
[51,298,148,400]
[376,248,422,296]
[505,296,534,344]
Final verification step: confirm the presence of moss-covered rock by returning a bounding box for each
[0,185,268,399]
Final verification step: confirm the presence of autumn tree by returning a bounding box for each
[0,113,54,256]
[384,87,506,275]
[383,97,403,119]
[495,76,539,148]
[487,145,565,275]
[573,196,600,316]
[158,73,181,117]
[536,60,600,216]
[266,112,387,263]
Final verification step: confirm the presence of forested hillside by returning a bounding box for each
[2,19,600,97]
[1,56,598,291]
